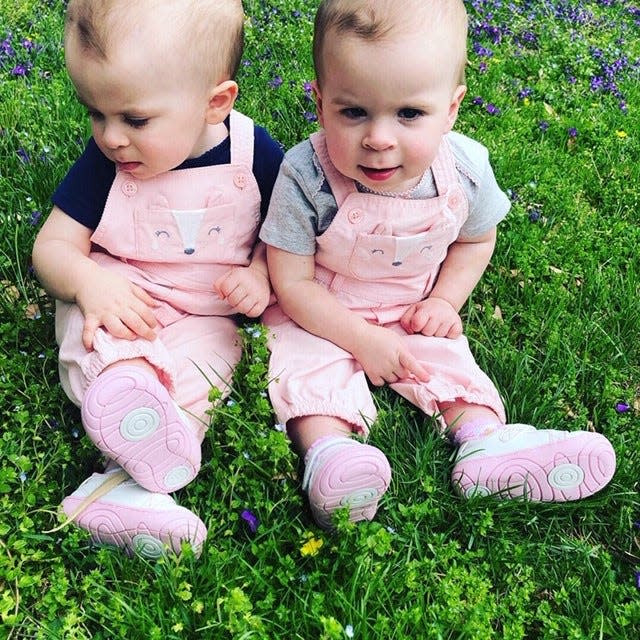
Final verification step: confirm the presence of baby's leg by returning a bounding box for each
[265,308,390,528]
[288,415,392,529]
[386,326,616,502]
[81,314,241,493]
[56,300,201,492]
[441,398,616,501]
[81,362,202,494]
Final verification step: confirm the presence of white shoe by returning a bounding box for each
[61,469,207,559]
[452,424,616,501]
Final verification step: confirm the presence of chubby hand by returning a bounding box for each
[76,269,159,351]
[351,323,430,386]
[400,297,463,339]
[214,265,271,317]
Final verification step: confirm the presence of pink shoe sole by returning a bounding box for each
[306,442,391,529]
[62,494,207,559]
[452,432,616,501]
[81,366,201,493]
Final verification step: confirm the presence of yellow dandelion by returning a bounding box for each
[300,532,324,557]
[615,130,627,138]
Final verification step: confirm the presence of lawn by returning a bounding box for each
[1,0,639,638]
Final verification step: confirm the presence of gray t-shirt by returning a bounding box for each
[260,130,511,255]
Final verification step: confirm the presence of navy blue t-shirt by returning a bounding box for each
[52,121,284,230]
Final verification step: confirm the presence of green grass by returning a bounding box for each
[1,0,640,638]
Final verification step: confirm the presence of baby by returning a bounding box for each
[259,0,616,529]
[33,0,283,557]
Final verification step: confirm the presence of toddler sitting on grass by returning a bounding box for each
[259,0,616,529]
[33,0,283,558]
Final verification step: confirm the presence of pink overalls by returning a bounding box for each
[56,110,261,439]
[265,131,506,434]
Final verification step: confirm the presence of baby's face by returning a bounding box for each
[65,25,215,179]
[314,28,465,194]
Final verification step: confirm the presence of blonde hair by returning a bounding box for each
[65,0,244,84]
[313,0,468,86]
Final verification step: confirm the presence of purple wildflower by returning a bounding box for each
[528,209,542,222]
[615,402,631,413]
[1,34,15,58]
[303,111,317,123]
[538,120,550,132]
[472,96,484,106]
[567,127,578,138]
[16,148,30,163]
[473,42,494,58]
[29,210,41,226]
[269,75,283,88]
[11,63,27,76]
[635,571,640,589]
[240,509,259,534]
[485,103,501,115]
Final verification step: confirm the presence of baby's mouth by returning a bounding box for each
[360,166,398,181]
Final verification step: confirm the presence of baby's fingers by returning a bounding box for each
[132,286,159,320]
[398,352,430,382]
[82,315,100,351]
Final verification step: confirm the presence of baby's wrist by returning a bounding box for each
[427,294,457,310]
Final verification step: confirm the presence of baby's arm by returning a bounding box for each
[400,227,497,337]
[213,241,271,317]
[267,245,429,386]
[32,206,158,349]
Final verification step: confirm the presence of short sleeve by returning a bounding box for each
[259,140,327,255]
[447,131,511,239]
[51,138,115,230]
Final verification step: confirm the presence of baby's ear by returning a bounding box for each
[445,84,467,132]
[311,80,324,126]
[206,80,239,124]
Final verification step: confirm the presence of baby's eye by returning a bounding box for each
[124,116,149,129]
[87,109,104,122]
[398,108,424,120]
[371,248,384,255]
[155,230,170,238]
[341,107,367,119]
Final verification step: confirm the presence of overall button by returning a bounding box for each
[234,173,247,189]
[348,209,363,224]
[121,181,138,196]
[448,194,460,208]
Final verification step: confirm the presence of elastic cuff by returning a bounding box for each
[80,329,176,395]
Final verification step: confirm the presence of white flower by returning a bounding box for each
[345,624,354,638]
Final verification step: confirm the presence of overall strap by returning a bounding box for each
[229,109,254,167]
[430,135,460,195]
